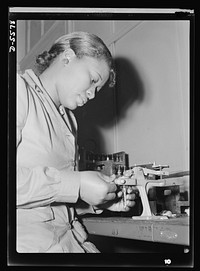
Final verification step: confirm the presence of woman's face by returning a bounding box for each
[55,54,110,110]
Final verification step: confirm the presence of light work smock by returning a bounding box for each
[17,69,100,253]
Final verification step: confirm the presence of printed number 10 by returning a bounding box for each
[164,259,171,265]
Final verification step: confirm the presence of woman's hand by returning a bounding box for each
[79,171,117,206]
[96,185,138,212]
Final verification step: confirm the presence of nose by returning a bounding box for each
[86,88,96,100]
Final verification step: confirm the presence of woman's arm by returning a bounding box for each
[17,74,81,208]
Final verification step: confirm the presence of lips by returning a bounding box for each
[77,95,87,106]
[81,97,87,104]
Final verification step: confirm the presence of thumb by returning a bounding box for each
[109,174,116,182]
[100,173,116,183]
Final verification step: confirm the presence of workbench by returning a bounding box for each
[82,216,189,246]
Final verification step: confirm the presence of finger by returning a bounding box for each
[121,203,132,212]
[126,186,137,193]
[101,174,118,184]
[126,200,136,208]
[107,182,117,193]
[109,174,116,182]
[126,186,133,194]
[127,186,139,195]
[131,186,139,192]
[105,192,117,201]
[132,188,140,197]
[114,177,126,185]
[126,193,136,200]
[116,190,123,198]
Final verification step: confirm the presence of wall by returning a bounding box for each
[17,21,26,64]
[18,20,68,73]
[113,21,189,172]
[18,20,190,173]
[72,20,190,173]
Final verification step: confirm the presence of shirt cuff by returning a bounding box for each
[55,170,81,203]
[75,200,103,215]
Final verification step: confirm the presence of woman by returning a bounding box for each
[17,31,136,253]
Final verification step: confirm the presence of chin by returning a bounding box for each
[68,106,77,111]
[64,103,77,111]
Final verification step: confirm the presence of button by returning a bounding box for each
[59,106,65,116]
[35,85,43,93]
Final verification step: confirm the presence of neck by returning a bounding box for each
[39,68,60,108]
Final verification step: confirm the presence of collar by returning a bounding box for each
[22,70,66,115]
[21,69,77,132]
[22,69,45,94]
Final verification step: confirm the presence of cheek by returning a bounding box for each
[70,67,91,90]
[57,68,91,102]
[76,76,91,92]
[56,83,80,109]
[64,77,90,93]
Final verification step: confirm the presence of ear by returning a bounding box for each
[63,48,76,63]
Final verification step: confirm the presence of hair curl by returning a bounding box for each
[35,50,58,73]
[35,31,116,87]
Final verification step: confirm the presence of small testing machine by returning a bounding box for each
[79,149,190,246]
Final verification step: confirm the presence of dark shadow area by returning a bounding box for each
[87,235,185,253]
[73,57,145,154]
[114,56,145,121]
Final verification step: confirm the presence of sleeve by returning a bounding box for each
[75,200,103,216]
[16,74,81,208]
[17,74,28,147]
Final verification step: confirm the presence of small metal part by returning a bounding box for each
[122,185,127,208]
[152,163,169,170]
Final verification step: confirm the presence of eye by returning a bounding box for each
[91,77,98,85]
